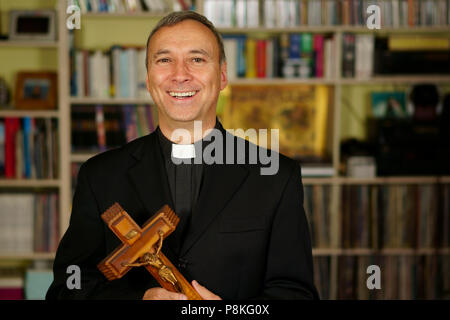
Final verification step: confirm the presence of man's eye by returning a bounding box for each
[192,57,204,63]
[157,58,170,63]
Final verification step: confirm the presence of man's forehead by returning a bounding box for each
[148,20,218,52]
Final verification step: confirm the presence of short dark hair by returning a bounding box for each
[145,11,226,70]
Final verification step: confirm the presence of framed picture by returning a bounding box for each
[9,10,56,41]
[15,72,57,110]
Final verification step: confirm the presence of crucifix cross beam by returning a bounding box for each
[97,202,202,300]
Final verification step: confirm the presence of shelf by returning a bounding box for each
[0,41,59,48]
[82,12,170,18]
[302,176,450,185]
[338,176,449,185]
[312,248,450,256]
[71,152,98,163]
[340,75,450,85]
[0,252,55,260]
[226,76,450,86]
[218,26,450,34]
[0,109,59,118]
[229,78,336,85]
[0,179,61,188]
[70,97,153,104]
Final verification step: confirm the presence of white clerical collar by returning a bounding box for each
[171,143,196,159]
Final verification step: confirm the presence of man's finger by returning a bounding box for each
[192,280,221,300]
[143,287,187,300]
[167,291,188,300]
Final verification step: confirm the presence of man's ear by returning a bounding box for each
[146,75,151,93]
[220,61,228,90]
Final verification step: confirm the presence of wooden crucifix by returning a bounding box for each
[97,202,203,300]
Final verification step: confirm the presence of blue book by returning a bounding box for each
[25,270,53,300]
[289,34,301,59]
[22,117,32,178]
[235,36,247,78]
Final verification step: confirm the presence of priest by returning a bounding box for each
[46,11,319,300]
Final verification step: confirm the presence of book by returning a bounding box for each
[0,277,24,300]
[24,269,53,300]
[342,33,355,78]
[245,38,256,78]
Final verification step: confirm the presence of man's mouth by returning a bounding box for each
[168,91,198,99]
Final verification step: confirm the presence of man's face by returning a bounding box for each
[146,19,227,128]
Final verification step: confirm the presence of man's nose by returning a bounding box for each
[171,61,192,83]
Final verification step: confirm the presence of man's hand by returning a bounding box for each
[143,287,187,300]
[192,280,222,300]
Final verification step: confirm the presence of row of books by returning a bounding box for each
[341,33,374,78]
[70,45,151,99]
[304,185,333,248]
[315,254,449,300]
[0,193,59,253]
[69,0,173,13]
[304,184,450,249]
[204,0,450,28]
[0,265,53,300]
[341,184,450,249]
[0,118,58,180]
[71,104,157,152]
[224,34,336,79]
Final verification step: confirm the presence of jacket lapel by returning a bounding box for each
[180,128,249,257]
[127,132,178,258]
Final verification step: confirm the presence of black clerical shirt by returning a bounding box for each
[156,127,205,255]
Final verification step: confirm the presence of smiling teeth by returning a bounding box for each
[169,91,196,97]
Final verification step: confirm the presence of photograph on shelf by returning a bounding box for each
[14,72,57,110]
[371,91,407,118]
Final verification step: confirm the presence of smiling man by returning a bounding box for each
[46,11,318,300]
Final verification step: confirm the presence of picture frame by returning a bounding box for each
[9,10,56,41]
[15,72,57,110]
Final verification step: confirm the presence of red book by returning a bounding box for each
[4,118,20,178]
[256,39,267,78]
[408,0,414,27]
[0,287,24,300]
[313,35,324,78]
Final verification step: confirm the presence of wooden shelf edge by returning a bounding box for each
[0,179,61,188]
[82,12,170,18]
[70,97,153,104]
[0,41,59,48]
[218,26,450,33]
[312,248,450,256]
[71,153,98,163]
[0,109,59,118]
[0,252,56,260]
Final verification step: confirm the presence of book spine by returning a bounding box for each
[256,39,267,78]
[313,34,324,78]
[245,38,257,78]
[96,105,106,151]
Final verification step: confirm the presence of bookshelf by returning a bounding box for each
[1,0,449,300]
[196,0,450,300]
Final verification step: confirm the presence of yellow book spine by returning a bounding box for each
[245,39,256,78]
[388,37,450,51]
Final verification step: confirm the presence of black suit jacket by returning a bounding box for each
[46,126,319,300]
